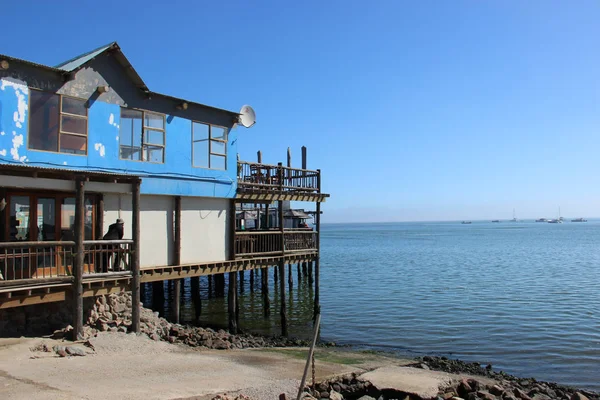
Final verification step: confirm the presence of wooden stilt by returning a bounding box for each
[173,279,181,324]
[208,275,213,298]
[131,179,141,333]
[72,178,85,340]
[313,174,321,322]
[152,281,164,311]
[228,271,238,334]
[302,262,308,276]
[288,264,293,289]
[261,267,270,317]
[308,261,313,285]
[279,260,288,337]
[297,264,301,281]
[172,196,182,324]
[191,276,201,320]
[274,264,278,281]
[249,267,255,292]
[239,270,244,293]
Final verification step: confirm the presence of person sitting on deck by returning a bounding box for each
[100,219,125,272]
[298,221,310,229]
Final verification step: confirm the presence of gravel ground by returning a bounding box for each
[0,333,360,400]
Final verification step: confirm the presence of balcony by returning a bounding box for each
[0,240,133,286]
[237,161,329,202]
[234,230,318,259]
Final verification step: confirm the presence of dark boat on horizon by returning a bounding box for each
[571,218,587,222]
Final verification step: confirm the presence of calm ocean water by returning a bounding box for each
[149,220,600,391]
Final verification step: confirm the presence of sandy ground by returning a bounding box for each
[0,333,404,400]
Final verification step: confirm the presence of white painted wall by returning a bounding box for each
[103,194,174,268]
[180,197,229,264]
[103,194,229,267]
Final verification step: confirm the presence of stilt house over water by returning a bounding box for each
[0,42,329,338]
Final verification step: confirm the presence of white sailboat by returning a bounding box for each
[510,208,517,222]
[548,207,563,223]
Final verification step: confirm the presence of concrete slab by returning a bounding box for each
[361,365,454,399]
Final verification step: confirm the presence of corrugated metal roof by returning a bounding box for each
[0,163,140,180]
[1,42,239,116]
[54,42,117,71]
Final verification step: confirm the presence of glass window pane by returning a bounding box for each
[193,122,209,141]
[210,140,226,155]
[37,198,56,241]
[61,97,87,116]
[84,197,93,240]
[193,140,209,168]
[60,134,87,154]
[144,145,164,163]
[29,91,59,152]
[10,196,30,241]
[60,198,75,241]
[120,109,142,160]
[61,115,87,135]
[211,126,227,141]
[144,112,164,130]
[210,154,226,170]
[144,129,164,145]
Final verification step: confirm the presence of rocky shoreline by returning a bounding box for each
[48,292,598,400]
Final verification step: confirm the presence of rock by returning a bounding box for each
[150,333,160,341]
[65,346,86,356]
[329,390,343,400]
[458,380,474,398]
[531,394,551,400]
[490,385,505,396]
[468,380,481,392]
[320,392,329,399]
[444,392,456,400]
[56,349,68,357]
[117,326,128,333]
[513,388,532,400]
[571,394,590,400]
[477,391,496,400]
[357,397,376,400]
[212,339,231,350]
[332,384,341,393]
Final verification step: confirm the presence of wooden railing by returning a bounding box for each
[234,230,318,258]
[237,161,320,194]
[0,240,133,283]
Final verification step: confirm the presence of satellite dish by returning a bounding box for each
[239,105,256,128]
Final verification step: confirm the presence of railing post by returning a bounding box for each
[313,170,321,323]
[277,162,283,191]
[229,199,237,260]
[131,179,141,333]
[72,177,85,340]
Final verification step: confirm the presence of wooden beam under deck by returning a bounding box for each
[0,254,317,309]
[236,191,329,203]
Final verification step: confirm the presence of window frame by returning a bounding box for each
[119,108,166,164]
[192,121,228,170]
[27,89,89,156]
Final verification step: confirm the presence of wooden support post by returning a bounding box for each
[229,199,236,260]
[239,270,244,293]
[173,196,182,324]
[96,193,104,239]
[297,263,301,281]
[131,179,141,333]
[308,261,313,285]
[279,260,288,337]
[191,275,201,320]
[274,264,278,281]
[152,281,164,312]
[288,264,293,289]
[249,267,255,292]
[261,267,270,317]
[302,262,308,277]
[173,280,181,324]
[72,177,85,340]
[228,271,238,334]
[313,171,321,322]
[208,275,213,298]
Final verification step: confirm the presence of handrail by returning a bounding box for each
[0,241,75,249]
[238,160,319,174]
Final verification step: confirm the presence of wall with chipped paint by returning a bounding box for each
[0,55,239,199]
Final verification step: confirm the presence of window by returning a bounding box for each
[192,122,227,170]
[29,91,88,154]
[119,109,165,163]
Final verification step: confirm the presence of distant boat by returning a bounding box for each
[535,218,547,222]
[571,218,587,222]
[492,220,500,223]
[461,221,472,224]
[510,208,518,222]
[548,219,562,224]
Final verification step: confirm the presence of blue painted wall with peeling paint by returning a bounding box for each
[0,78,238,198]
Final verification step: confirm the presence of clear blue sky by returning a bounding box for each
[4,1,599,222]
